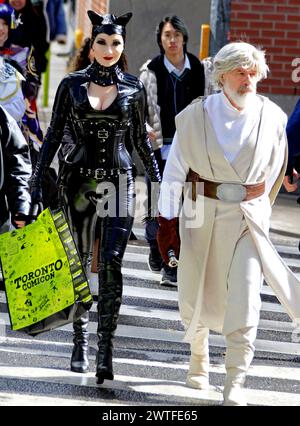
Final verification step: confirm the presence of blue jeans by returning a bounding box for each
[46,0,67,40]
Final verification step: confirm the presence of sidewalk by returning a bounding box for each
[37,40,71,134]
[37,41,300,242]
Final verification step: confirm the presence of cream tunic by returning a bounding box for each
[158,94,300,341]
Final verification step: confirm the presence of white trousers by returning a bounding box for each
[223,230,263,336]
[225,326,257,372]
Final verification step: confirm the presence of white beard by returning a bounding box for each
[223,82,256,110]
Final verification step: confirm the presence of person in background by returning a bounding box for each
[46,0,68,45]
[0,2,43,156]
[282,98,300,193]
[0,104,31,234]
[281,98,300,251]
[0,4,42,160]
[5,0,49,77]
[30,10,161,385]
[139,15,205,286]
[0,22,25,122]
[156,41,300,405]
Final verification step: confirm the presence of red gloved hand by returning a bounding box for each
[156,215,180,265]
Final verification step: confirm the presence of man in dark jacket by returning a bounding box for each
[0,106,31,234]
[139,15,205,286]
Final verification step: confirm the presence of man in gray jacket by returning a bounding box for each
[139,15,205,286]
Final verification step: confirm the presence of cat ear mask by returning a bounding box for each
[87,10,132,42]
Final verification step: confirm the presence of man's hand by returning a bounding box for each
[156,215,180,265]
[283,169,299,192]
[146,123,157,143]
[148,129,157,143]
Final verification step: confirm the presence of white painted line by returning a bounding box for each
[275,245,300,256]
[0,392,122,406]
[0,366,299,406]
[1,313,299,356]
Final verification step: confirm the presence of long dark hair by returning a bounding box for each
[118,52,128,72]
[68,37,92,72]
[156,15,189,54]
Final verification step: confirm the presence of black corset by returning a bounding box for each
[70,119,128,170]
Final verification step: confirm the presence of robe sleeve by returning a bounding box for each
[158,132,189,219]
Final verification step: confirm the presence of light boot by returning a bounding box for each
[223,367,247,406]
[223,326,257,406]
[186,327,209,390]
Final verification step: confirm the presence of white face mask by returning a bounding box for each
[223,80,257,110]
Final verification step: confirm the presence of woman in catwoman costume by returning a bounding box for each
[31,10,161,385]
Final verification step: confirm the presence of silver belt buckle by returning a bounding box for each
[95,168,105,179]
[216,183,247,202]
[97,130,109,139]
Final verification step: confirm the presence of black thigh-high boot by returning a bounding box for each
[96,259,122,384]
[71,311,89,373]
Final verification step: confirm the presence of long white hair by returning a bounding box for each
[211,42,269,89]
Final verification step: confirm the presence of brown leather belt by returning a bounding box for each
[186,169,265,202]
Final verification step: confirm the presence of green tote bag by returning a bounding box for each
[0,208,93,335]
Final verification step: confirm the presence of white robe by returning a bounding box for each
[158,94,300,342]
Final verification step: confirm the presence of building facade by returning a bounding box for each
[229,0,300,114]
[76,0,108,38]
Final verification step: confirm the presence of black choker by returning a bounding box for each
[88,60,123,86]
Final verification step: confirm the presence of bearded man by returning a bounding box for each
[156,42,300,406]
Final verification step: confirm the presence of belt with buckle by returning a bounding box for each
[186,169,265,202]
[79,167,131,180]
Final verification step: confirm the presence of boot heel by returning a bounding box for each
[96,371,114,384]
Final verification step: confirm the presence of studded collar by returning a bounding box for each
[87,59,124,87]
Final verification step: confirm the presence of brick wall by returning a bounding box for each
[76,0,108,39]
[229,0,300,96]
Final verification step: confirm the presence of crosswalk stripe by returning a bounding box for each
[0,392,120,406]
[1,312,299,356]
[0,366,299,406]
[124,249,300,272]
[0,294,293,332]
[1,342,299,383]
[274,244,300,256]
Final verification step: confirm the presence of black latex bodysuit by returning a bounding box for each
[31,60,161,378]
